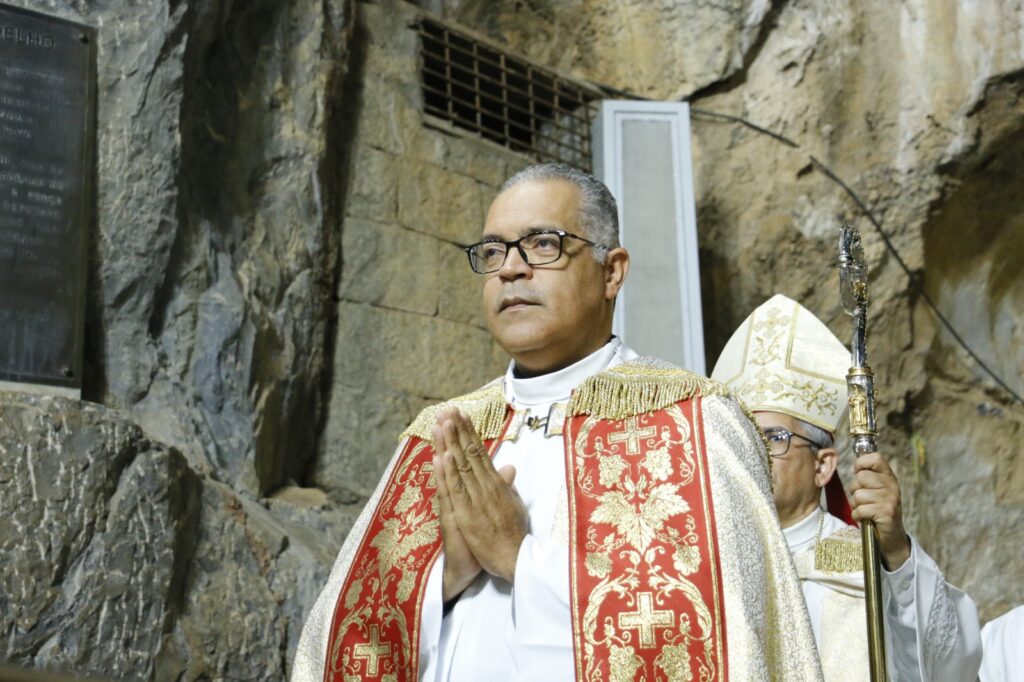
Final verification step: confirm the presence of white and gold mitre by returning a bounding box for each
[710,293,850,434]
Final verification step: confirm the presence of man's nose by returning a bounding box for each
[498,245,533,280]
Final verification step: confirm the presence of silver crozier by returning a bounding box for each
[838,223,887,680]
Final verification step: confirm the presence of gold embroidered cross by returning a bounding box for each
[608,416,657,455]
[354,625,392,677]
[618,592,674,649]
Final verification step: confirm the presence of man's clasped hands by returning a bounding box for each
[431,408,529,602]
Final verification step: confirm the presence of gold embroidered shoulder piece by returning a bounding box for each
[568,357,731,419]
[815,527,863,574]
[400,378,507,442]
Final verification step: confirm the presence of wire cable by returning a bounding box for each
[585,80,1023,405]
[803,152,1024,405]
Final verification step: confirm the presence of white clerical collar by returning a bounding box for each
[782,506,823,553]
[505,337,622,407]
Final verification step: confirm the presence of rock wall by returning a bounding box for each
[2,0,359,679]
[0,393,357,679]
[2,0,1023,679]
[0,395,200,679]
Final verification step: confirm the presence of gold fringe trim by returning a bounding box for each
[566,359,771,473]
[399,360,770,471]
[815,528,863,574]
[401,379,509,442]
[566,361,732,420]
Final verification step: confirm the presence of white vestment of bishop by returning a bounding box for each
[785,507,982,681]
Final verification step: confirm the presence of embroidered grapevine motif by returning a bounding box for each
[737,367,841,418]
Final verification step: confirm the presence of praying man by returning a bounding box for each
[292,165,823,681]
[711,293,983,681]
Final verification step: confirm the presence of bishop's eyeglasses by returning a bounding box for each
[463,230,599,275]
[761,427,825,458]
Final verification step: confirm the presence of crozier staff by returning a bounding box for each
[293,164,822,681]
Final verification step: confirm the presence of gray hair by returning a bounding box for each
[798,420,835,451]
[501,162,620,261]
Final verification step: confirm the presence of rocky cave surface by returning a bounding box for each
[1,0,1021,679]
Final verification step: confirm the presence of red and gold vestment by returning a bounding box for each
[294,359,823,681]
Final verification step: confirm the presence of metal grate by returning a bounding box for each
[416,18,602,171]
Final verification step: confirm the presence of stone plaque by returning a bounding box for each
[0,4,95,393]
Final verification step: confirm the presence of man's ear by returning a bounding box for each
[815,447,839,489]
[604,247,630,300]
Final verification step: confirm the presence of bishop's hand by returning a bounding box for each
[432,407,528,590]
[849,450,912,570]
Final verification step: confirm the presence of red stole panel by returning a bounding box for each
[323,437,438,681]
[564,398,728,681]
[322,416,509,682]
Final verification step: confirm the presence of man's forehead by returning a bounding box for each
[482,179,581,236]
[753,411,795,429]
[479,224,561,241]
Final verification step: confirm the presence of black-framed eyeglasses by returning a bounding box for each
[463,230,599,275]
[761,427,825,458]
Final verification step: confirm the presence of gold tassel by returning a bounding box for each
[566,360,771,473]
[401,380,509,442]
[566,362,731,420]
[400,361,769,470]
[815,528,863,574]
